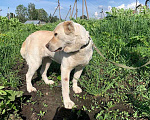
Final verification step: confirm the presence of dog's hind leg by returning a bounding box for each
[26,58,42,93]
[72,67,83,93]
[40,57,54,85]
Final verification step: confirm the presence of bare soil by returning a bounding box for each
[18,61,95,120]
[16,61,148,120]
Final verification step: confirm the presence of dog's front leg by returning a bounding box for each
[61,66,75,109]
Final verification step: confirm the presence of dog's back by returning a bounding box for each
[20,31,53,59]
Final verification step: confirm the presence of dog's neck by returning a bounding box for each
[80,37,91,50]
[69,36,91,54]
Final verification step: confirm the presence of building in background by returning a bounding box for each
[24,20,46,25]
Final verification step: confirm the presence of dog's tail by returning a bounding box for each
[20,40,26,59]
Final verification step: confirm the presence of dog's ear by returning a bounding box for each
[63,21,75,35]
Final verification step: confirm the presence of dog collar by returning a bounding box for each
[80,37,91,50]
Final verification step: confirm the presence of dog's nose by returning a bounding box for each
[46,43,49,49]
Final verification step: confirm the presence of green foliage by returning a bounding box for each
[0,86,24,119]
[15,4,28,22]
[28,3,37,20]
[15,3,53,23]
[0,17,59,87]
[1,8,150,119]
[49,14,60,23]
[73,9,150,118]
[37,8,49,22]
[0,17,21,32]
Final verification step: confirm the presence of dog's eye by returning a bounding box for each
[54,33,58,36]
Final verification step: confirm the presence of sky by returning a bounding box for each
[0,0,147,20]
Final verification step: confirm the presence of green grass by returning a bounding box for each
[0,8,150,119]
[76,11,150,119]
[0,17,59,87]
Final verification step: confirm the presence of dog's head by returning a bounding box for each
[46,21,89,53]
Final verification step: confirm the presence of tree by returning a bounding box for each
[15,5,27,22]
[49,14,59,23]
[80,15,87,19]
[28,3,38,20]
[37,8,48,22]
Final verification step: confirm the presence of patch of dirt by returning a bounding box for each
[18,61,94,120]
[16,61,147,120]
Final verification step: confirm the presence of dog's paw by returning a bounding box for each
[27,87,37,93]
[45,80,54,85]
[64,101,75,109]
[73,86,82,93]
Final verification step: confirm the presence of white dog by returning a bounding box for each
[20,21,93,109]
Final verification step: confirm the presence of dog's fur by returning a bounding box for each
[20,21,93,109]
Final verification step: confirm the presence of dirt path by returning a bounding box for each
[20,85,94,120]
[18,61,99,120]
[18,61,148,120]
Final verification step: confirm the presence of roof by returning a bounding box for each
[24,20,40,24]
